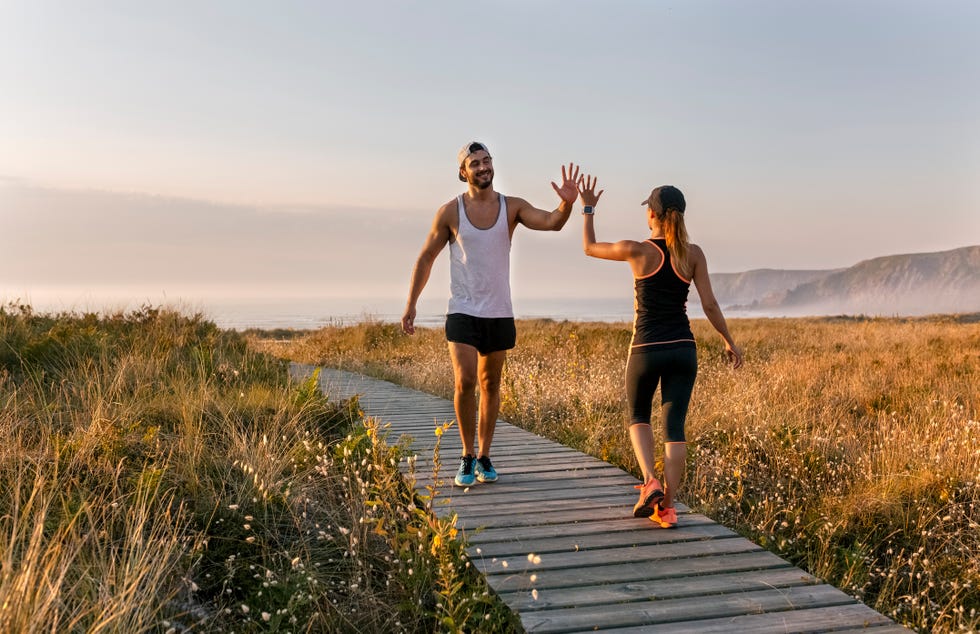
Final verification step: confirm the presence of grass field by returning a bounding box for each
[0,305,520,633]
[255,314,980,633]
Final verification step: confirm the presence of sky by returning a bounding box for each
[2,1,978,322]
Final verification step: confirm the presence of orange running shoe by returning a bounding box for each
[632,478,664,518]
[651,504,678,528]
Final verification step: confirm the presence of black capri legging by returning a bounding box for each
[626,346,698,442]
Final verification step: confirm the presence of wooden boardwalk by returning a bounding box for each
[294,364,908,633]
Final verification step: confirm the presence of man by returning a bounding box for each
[401,141,581,486]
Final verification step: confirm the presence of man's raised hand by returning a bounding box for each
[551,163,583,204]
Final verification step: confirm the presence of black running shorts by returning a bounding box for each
[445,313,517,355]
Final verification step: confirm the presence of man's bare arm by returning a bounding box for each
[402,206,452,334]
[515,163,582,231]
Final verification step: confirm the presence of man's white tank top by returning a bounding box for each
[448,193,513,318]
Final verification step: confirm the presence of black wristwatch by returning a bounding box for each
[582,205,595,215]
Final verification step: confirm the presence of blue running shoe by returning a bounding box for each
[475,456,498,483]
[454,455,476,487]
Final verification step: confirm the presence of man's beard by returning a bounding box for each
[470,170,494,190]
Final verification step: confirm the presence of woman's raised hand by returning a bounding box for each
[578,174,604,207]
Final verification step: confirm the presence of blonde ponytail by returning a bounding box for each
[660,208,691,279]
[644,185,691,279]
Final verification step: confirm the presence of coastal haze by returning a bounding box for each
[2,2,979,327]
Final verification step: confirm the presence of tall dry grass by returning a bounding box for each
[0,305,520,633]
[256,314,980,633]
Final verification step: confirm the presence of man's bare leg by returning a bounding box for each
[449,342,479,456]
[477,350,506,457]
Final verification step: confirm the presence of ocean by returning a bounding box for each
[8,293,727,332]
[202,296,651,331]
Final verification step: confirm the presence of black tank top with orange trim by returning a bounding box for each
[631,238,696,352]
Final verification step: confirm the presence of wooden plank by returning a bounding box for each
[404,466,622,484]
[518,585,856,633]
[364,405,450,415]
[362,398,450,405]
[371,410,489,421]
[411,443,589,460]
[410,465,627,484]
[415,474,642,494]
[475,536,762,577]
[402,439,562,451]
[357,390,444,399]
[411,450,612,464]
[457,445,589,458]
[485,550,794,593]
[575,603,902,633]
[407,439,565,452]
[436,494,641,522]
[366,409,454,418]
[468,523,740,558]
[499,567,820,611]
[451,500,691,528]
[435,500,693,526]
[466,514,712,547]
[831,625,913,633]
[358,391,444,399]
[402,465,626,489]
[382,425,548,439]
[427,484,643,508]
[453,502,658,530]
[405,454,616,472]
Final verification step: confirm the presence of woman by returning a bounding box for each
[578,177,743,527]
